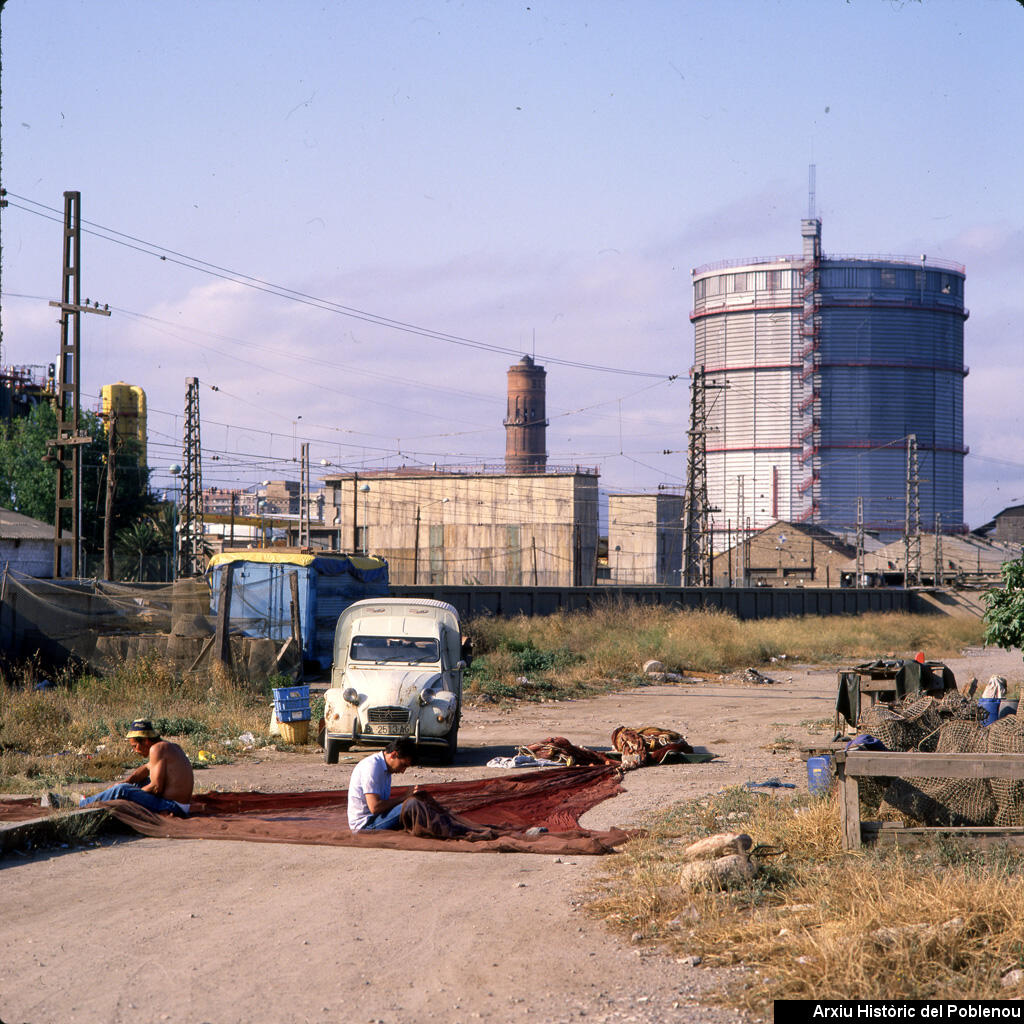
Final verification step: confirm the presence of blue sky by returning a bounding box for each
[1,0,1021,528]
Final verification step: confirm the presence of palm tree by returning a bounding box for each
[116,519,164,581]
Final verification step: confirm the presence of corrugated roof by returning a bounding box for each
[0,508,54,541]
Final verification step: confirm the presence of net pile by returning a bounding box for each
[860,693,1024,826]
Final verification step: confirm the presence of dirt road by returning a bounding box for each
[2,646,1019,1024]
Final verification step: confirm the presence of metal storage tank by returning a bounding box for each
[691,220,967,544]
[100,382,148,465]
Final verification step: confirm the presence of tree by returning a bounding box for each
[0,402,59,521]
[982,557,1024,661]
[116,518,165,582]
[0,400,156,574]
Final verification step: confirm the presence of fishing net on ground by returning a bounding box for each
[859,694,1015,826]
[986,714,1024,826]
[877,719,995,827]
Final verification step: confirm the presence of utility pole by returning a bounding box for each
[179,377,204,577]
[904,434,921,587]
[682,365,723,586]
[413,506,421,584]
[934,513,943,588]
[855,496,865,588]
[103,412,117,580]
[48,191,110,578]
[299,442,310,549]
[737,475,746,587]
[351,472,359,553]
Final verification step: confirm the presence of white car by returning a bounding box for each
[323,598,465,765]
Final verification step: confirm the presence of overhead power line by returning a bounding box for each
[6,192,672,380]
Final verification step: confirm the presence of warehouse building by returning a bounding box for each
[320,467,599,587]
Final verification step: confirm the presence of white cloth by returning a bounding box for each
[347,751,391,832]
[983,675,1008,699]
[485,754,562,769]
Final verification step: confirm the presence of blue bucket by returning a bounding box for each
[807,755,835,797]
[978,698,1001,726]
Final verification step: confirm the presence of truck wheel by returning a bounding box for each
[325,738,349,764]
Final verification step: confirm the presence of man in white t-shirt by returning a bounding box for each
[347,737,418,832]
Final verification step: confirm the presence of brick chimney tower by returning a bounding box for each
[503,355,548,473]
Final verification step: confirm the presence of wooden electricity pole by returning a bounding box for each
[48,191,110,578]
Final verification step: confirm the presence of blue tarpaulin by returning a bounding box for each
[208,552,389,669]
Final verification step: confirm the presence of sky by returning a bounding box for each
[1,0,1022,530]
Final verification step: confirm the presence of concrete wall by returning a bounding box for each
[607,493,683,585]
[0,538,70,579]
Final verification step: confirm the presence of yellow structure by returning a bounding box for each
[100,382,147,465]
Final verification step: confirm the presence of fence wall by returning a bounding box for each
[389,584,916,620]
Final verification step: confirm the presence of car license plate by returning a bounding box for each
[368,722,411,735]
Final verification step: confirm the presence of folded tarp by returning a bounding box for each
[89,766,632,855]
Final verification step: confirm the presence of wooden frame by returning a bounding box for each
[836,750,1024,850]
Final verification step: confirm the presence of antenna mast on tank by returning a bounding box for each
[808,163,816,220]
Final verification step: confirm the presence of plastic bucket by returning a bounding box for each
[978,698,1002,726]
[807,755,835,796]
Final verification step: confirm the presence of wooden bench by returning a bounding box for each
[836,750,1024,850]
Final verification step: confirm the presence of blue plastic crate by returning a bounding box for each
[274,695,311,722]
[273,685,310,703]
[276,705,311,723]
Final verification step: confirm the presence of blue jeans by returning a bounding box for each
[361,801,406,831]
[81,783,188,817]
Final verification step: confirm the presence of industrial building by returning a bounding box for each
[691,218,967,545]
[320,467,599,587]
[0,508,71,578]
[711,520,856,589]
[607,492,684,585]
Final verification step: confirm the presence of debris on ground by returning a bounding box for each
[678,831,759,892]
[744,778,795,790]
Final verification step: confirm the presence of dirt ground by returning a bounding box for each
[2,645,1021,1024]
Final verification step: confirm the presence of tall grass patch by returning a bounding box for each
[588,788,1024,1011]
[0,653,276,793]
[464,606,983,702]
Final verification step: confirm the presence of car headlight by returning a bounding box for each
[342,687,359,706]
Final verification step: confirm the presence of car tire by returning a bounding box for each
[325,738,349,764]
[441,724,459,766]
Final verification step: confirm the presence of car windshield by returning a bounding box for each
[350,635,440,664]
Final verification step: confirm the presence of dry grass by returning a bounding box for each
[588,787,1024,1011]
[0,652,279,793]
[466,605,984,701]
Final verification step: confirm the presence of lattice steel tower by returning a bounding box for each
[683,366,721,586]
[179,377,205,577]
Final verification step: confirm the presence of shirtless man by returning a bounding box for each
[44,719,194,817]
